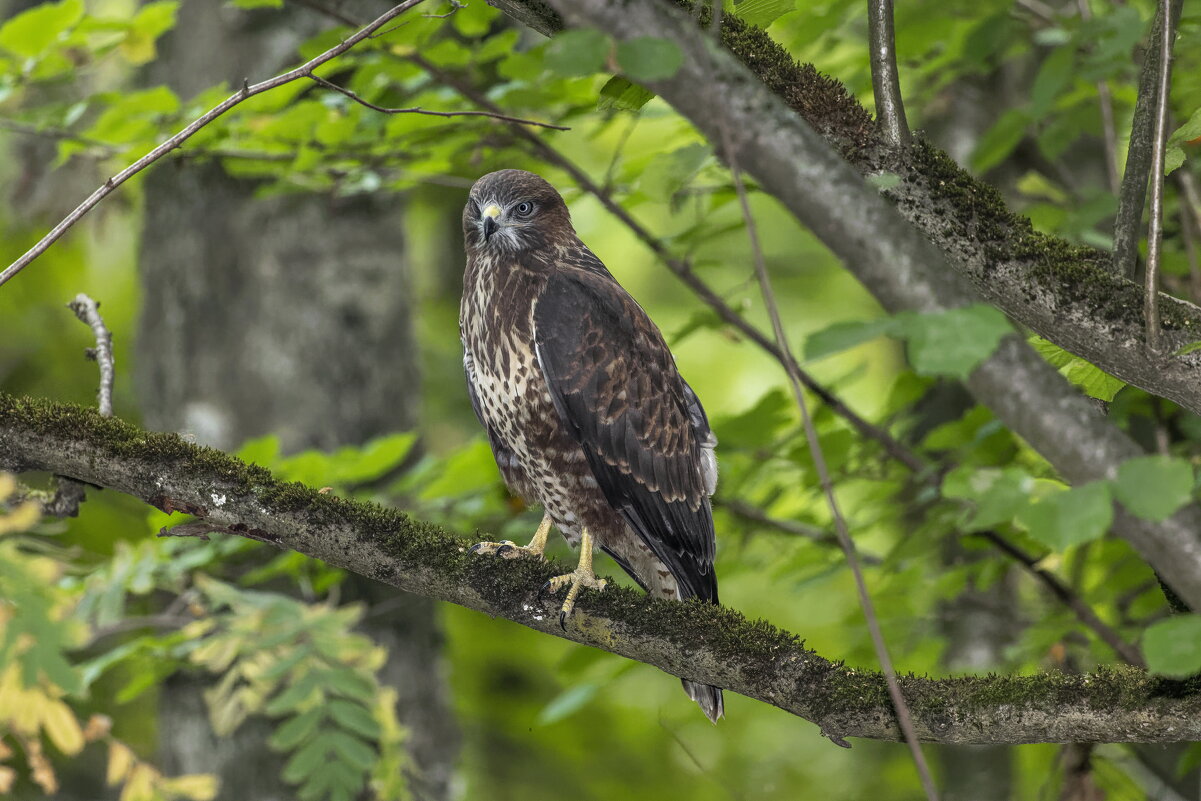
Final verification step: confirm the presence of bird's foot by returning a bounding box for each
[540,566,607,631]
[468,513,553,560]
[468,540,544,560]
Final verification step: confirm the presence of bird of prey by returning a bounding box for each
[460,169,723,722]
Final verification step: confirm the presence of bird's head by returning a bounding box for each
[463,169,573,255]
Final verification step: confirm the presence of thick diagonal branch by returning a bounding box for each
[2,393,1201,745]
[539,0,1201,611]
[491,0,1201,420]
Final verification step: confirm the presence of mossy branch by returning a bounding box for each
[492,0,1201,417]
[3,392,1201,745]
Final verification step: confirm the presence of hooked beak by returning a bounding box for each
[481,204,501,241]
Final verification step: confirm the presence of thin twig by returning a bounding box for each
[0,119,123,154]
[38,294,118,518]
[1074,0,1119,194]
[1179,172,1201,300]
[67,294,114,417]
[866,0,909,147]
[306,73,570,130]
[0,0,428,289]
[1144,0,1176,354]
[974,531,1144,667]
[703,4,934,794]
[1113,0,1182,278]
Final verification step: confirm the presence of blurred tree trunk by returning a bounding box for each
[133,2,458,799]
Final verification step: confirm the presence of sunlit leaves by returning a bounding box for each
[1144,615,1201,676]
[733,0,795,29]
[120,1,179,65]
[0,0,83,58]
[1113,456,1195,521]
[615,37,684,82]
[597,76,655,111]
[1028,336,1126,401]
[1166,107,1201,175]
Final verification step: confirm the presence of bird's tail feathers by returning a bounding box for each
[682,680,724,723]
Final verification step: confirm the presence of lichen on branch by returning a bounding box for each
[3,392,1201,745]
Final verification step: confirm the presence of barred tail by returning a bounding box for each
[682,679,724,723]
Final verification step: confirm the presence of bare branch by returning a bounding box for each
[975,531,1144,667]
[4,392,1201,745]
[67,294,114,418]
[866,0,910,147]
[0,0,428,289]
[1113,0,1183,278]
[305,73,570,130]
[1072,0,1119,194]
[1143,0,1176,354]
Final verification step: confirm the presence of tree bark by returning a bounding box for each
[133,3,454,798]
[5,394,1201,746]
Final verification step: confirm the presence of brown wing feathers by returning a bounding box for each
[534,268,718,602]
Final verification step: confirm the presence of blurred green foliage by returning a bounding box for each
[2,0,1201,799]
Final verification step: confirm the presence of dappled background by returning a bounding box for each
[2,0,1201,799]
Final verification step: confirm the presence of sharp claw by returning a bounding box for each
[497,544,514,557]
[468,543,482,554]
[538,579,553,602]
[559,610,568,631]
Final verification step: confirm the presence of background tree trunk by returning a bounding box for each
[134,3,458,799]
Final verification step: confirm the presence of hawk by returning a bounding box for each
[460,169,724,722]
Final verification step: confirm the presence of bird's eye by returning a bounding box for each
[514,201,533,216]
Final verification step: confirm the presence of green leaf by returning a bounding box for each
[326,730,376,770]
[120,0,178,65]
[1113,455,1194,521]
[282,733,331,783]
[616,37,684,82]
[1144,615,1201,676]
[537,683,599,725]
[942,466,1034,529]
[269,707,324,751]
[597,76,655,112]
[319,667,376,703]
[733,0,795,28]
[1030,45,1075,118]
[0,0,83,58]
[327,699,381,740]
[803,317,903,361]
[1165,107,1201,175]
[639,143,709,200]
[1028,336,1126,401]
[903,305,1012,378]
[714,389,793,450]
[1017,481,1112,550]
[972,109,1031,174]
[544,28,609,77]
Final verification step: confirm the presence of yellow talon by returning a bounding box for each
[539,528,607,630]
